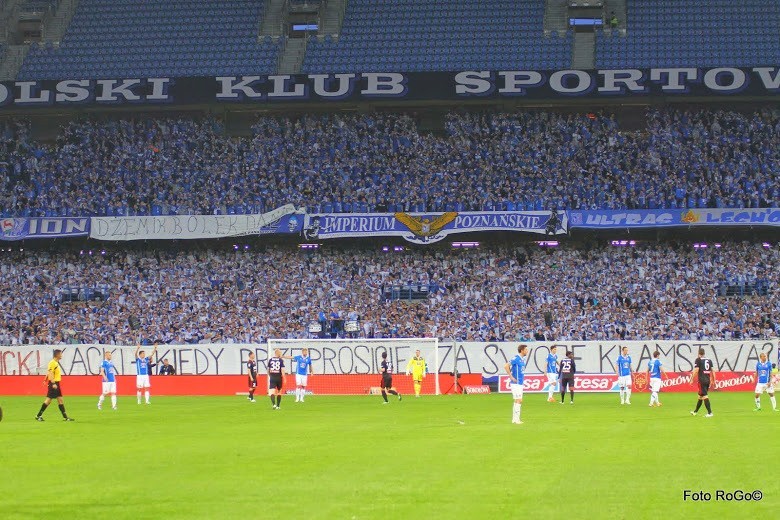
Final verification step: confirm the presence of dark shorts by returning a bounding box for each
[560,377,574,389]
[381,375,393,389]
[269,375,283,390]
[248,377,257,389]
[46,382,63,399]
[698,380,710,396]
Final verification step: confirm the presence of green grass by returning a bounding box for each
[0,392,778,519]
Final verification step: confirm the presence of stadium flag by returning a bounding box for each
[89,205,300,241]
[0,217,90,241]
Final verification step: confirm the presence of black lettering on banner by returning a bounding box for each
[85,346,102,375]
[454,344,472,374]
[482,344,507,376]
[438,344,452,372]
[179,349,192,374]
[530,345,547,373]
[208,348,224,375]
[676,343,694,372]
[337,346,354,374]
[394,346,410,373]
[744,343,762,371]
[599,344,618,373]
[569,343,586,365]
[256,347,268,371]
[657,343,676,367]
[637,344,654,370]
[68,348,86,375]
[712,344,738,371]
[375,346,388,374]
[322,347,337,374]
[307,348,322,374]
[353,345,372,374]
[17,349,37,375]
[194,348,209,375]
[239,348,252,375]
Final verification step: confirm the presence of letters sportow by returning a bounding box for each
[0,67,777,108]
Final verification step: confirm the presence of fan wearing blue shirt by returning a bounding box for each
[504,344,531,425]
[292,348,314,403]
[545,346,558,402]
[615,346,633,405]
[647,351,667,407]
[98,351,118,410]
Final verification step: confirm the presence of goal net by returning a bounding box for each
[267,338,441,396]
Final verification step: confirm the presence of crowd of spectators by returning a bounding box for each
[0,107,778,217]
[0,241,776,346]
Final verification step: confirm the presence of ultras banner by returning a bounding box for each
[0,66,776,108]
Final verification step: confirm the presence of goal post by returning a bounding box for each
[267,338,441,396]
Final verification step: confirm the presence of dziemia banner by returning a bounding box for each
[0,340,775,395]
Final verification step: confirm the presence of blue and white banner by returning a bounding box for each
[89,205,300,241]
[303,211,567,244]
[568,208,780,229]
[0,217,90,241]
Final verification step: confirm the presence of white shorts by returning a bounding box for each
[136,375,151,388]
[650,378,662,393]
[102,381,116,394]
[511,383,524,400]
[618,375,632,388]
[295,374,308,387]
[755,383,775,394]
[546,373,557,385]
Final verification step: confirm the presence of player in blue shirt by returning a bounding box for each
[647,351,666,407]
[292,348,314,403]
[615,346,633,405]
[134,344,157,405]
[503,344,531,424]
[753,353,777,411]
[545,346,558,402]
[98,351,118,410]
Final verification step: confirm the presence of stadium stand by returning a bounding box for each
[0,108,778,217]
[16,0,280,80]
[0,242,776,346]
[302,0,572,73]
[595,0,780,68]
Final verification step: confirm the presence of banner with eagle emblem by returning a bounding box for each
[303,211,567,244]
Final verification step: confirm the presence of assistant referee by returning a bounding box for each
[35,349,74,422]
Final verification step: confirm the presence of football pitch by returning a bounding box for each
[1,392,777,519]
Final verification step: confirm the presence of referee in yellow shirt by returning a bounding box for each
[36,349,74,422]
[405,349,427,398]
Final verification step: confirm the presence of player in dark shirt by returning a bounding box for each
[559,351,576,404]
[380,352,401,404]
[690,348,716,417]
[268,349,286,409]
[246,352,258,402]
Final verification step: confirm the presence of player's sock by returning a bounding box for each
[619,388,624,403]
[414,382,421,396]
[270,394,275,405]
[276,395,281,408]
[770,395,776,409]
[300,388,305,402]
[626,388,632,402]
[137,390,142,404]
[548,386,554,400]
[560,389,565,403]
[512,402,520,422]
[694,399,703,412]
[58,404,68,418]
[755,397,761,409]
[569,390,574,403]
[144,390,150,404]
[37,403,48,417]
[98,395,105,407]
[704,399,712,414]
[111,395,117,408]
[382,390,388,402]
[249,389,255,400]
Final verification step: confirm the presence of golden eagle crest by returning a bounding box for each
[633,371,648,392]
[680,210,699,224]
[394,212,458,237]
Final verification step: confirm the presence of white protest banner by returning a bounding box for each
[89,204,297,240]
